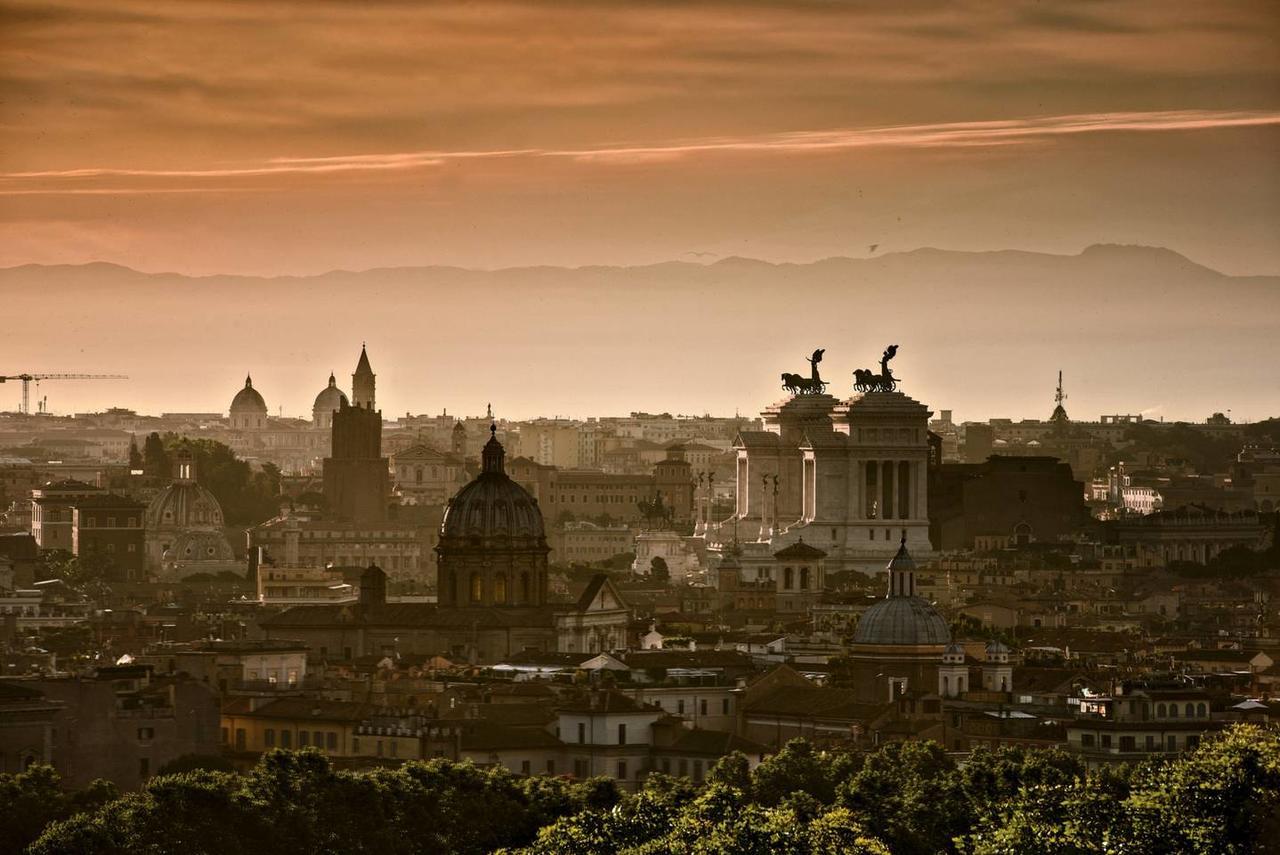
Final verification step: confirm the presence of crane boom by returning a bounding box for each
[0,373,128,414]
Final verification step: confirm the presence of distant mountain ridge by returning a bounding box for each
[1,243,1275,421]
[0,243,1250,281]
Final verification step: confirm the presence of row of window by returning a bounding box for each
[1081,732,1201,752]
[81,516,140,528]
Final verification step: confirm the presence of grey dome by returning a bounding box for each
[312,373,349,414]
[147,481,224,530]
[853,596,950,646]
[439,431,545,544]
[165,529,235,563]
[231,375,267,414]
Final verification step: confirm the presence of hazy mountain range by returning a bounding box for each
[2,245,1276,422]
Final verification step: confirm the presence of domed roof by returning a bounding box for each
[440,427,545,544]
[313,373,349,413]
[231,375,268,414]
[164,529,234,564]
[853,597,951,646]
[852,537,950,646]
[146,480,225,530]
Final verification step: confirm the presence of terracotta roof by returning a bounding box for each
[460,721,562,751]
[223,697,373,723]
[746,686,886,722]
[660,728,768,757]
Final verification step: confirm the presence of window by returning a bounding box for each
[678,759,688,777]
[618,723,627,745]
[326,732,337,751]
[352,737,360,753]
[299,731,310,748]
[1184,703,1194,718]
[470,572,483,602]
[265,729,276,748]
[677,700,685,714]
[1167,735,1177,751]
[700,699,708,716]
[1157,703,1166,718]
[1120,736,1136,751]
[137,727,154,741]
[546,759,555,774]
[784,568,794,589]
[1081,734,1095,747]
[1197,703,1207,718]
[578,722,586,743]
[693,760,703,782]
[574,759,588,778]
[315,732,326,751]
[521,760,531,775]
[235,729,246,751]
[281,730,292,749]
[722,698,730,715]
[617,761,628,780]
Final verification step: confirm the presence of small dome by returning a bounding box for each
[440,428,545,544]
[986,640,1010,654]
[164,529,234,563]
[853,597,951,646]
[313,373,349,414]
[945,641,966,655]
[147,481,225,530]
[231,375,268,414]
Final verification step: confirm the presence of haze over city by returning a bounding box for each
[1,5,1280,852]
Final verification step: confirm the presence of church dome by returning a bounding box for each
[164,529,234,563]
[312,373,349,415]
[146,480,225,531]
[231,375,268,414]
[853,598,951,646]
[852,538,950,646]
[440,428,545,544]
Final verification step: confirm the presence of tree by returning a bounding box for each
[142,432,170,479]
[649,556,670,583]
[127,436,143,470]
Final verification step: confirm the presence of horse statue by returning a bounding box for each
[852,345,901,393]
[782,348,827,395]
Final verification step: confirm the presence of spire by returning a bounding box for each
[482,422,505,474]
[352,345,376,410]
[244,374,253,388]
[328,372,337,388]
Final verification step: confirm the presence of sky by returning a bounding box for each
[1,0,1278,277]
[0,1,1277,422]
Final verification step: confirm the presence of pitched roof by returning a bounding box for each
[223,697,374,723]
[558,690,659,715]
[459,721,563,751]
[773,540,828,560]
[661,728,769,757]
[745,685,886,722]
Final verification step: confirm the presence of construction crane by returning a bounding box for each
[0,373,128,414]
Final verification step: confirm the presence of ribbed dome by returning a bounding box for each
[164,529,234,563]
[146,481,225,530]
[439,428,545,543]
[853,597,951,645]
[231,375,268,414]
[312,373,349,414]
[852,536,950,646]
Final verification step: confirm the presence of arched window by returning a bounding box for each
[1185,703,1195,718]
[494,574,507,603]
[1169,704,1178,718]
[1014,522,1033,547]
[784,567,794,589]
[1197,703,1207,718]
[942,675,949,694]
[521,572,530,602]
[1157,703,1166,718]
[415,467,424,484]
[800,567,810,589]
[470,572,483,603]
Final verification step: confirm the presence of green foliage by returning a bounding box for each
[24,726,1280,855]
[156,754,237,776]
[163,436,282,526]
[0,765,116,854]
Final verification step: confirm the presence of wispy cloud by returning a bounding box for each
[4,109,1276,193]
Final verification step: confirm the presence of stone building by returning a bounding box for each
[143,451,235,576]
[30,479,103,552]
[323,346,389,523]
[723,354,934,574]
[262,428,630,662]
[842,537,951,703]
[229,375,268,431]
[311,372,349,431]
[71,493,146,581]
[929,455,1088,551]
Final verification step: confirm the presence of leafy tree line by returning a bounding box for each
[143,433,282,526]
[15,725,1280,854]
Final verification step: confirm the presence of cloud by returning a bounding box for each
[3,109,1276,193]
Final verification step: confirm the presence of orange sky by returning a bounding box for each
[2,0,1278,276]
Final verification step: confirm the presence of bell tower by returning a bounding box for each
[352,344,376,410]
